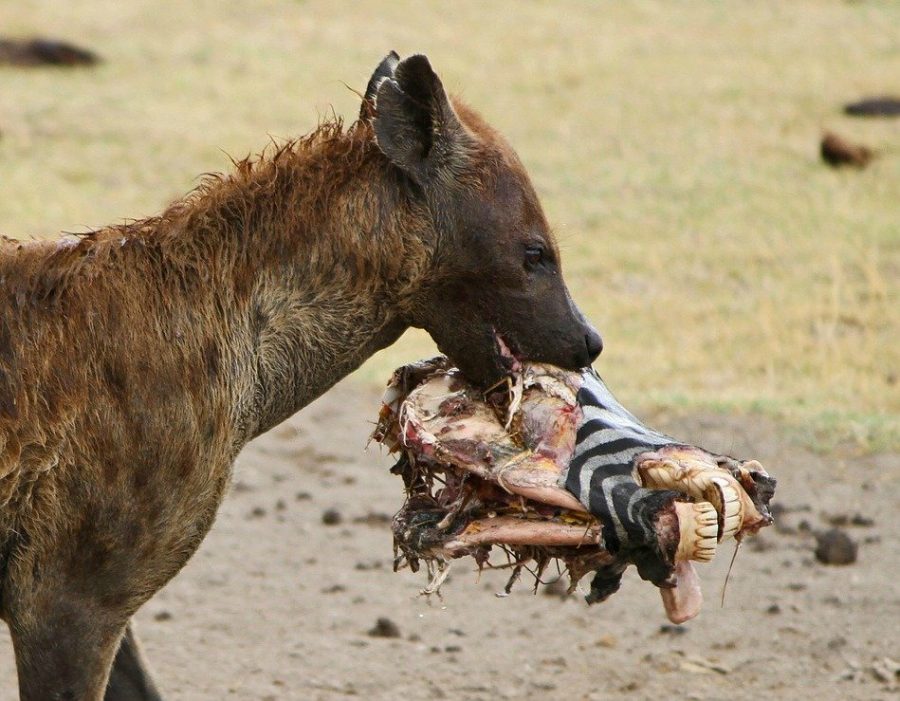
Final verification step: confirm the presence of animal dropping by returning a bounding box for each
[0,37,99,67]
[372,357,776,624]
[820,131,873,168]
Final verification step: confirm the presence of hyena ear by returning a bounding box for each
[372,54,469,185]
[359,51,400,121]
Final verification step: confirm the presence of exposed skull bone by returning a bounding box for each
[372,356,775,623]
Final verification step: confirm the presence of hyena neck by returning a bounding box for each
[198,122,429,438]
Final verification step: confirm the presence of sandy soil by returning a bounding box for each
[0,378,896,700]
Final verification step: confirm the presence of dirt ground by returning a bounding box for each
[0,377,894,700]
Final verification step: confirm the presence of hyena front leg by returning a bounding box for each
[105,622,164,701]
[7,592,129,701]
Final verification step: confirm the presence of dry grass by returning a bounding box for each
[1,0,898,450]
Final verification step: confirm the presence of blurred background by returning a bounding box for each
[1,3,898,699]
[1,0,897,451]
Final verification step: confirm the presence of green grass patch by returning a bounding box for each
[3,0,898,450]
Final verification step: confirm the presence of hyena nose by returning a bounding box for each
[584,327,603,364]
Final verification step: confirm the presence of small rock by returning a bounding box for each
[659,624,688,635]
[850,513,874,527]
[321,508,343,525]
[275,499,286,511]
[248,506,266,518]
[154,610,173,622]
[295,491,312,501]
[444,644,463,653]
[367,617,401,638]
[815,528,858,565]
[321,584,346,594]
[766,604,781,615]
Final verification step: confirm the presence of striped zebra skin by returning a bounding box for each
[564,369,683,586]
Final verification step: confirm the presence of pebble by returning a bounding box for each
[815,528,858,565]
[321,508,343,525]
[367,617,401,638]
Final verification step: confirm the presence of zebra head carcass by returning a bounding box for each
[372,356,776,623]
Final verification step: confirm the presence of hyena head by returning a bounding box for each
[367,52,602,386]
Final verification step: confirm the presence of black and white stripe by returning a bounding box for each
[564,369,678,555]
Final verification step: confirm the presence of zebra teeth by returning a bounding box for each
[694,545,716,563]
[723,488,740,504]
[674,501,720,563]
[637,455,756,543]
[721,513,742,539]
[697,509,719,526]
[714,484,744,541]
[697,523,719,538]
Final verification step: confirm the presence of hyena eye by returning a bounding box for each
[524,245,544,269]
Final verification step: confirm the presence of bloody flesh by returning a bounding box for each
[372,357,775,622]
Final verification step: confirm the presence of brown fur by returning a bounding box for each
[0,53,599,699]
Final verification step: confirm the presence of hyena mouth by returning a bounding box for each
[371,357,776,624]
[492,329,523,374]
